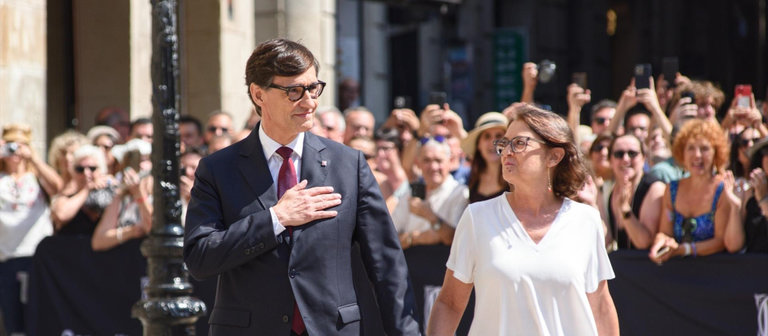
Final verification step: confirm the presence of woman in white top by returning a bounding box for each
[427,105,619,336]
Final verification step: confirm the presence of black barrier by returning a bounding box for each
[610,250,768,336]
[20,237,768,336]
[24,236,383,335]
[26,235,216,335]
[402,245,474,335]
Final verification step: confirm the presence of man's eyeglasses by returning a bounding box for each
[74,165,98,174]
[268,81,326,102]
[739,137,761,148]
[612,150,640,160]
[493,136,547,155]
[627,126,648,133]
[207,126,229,133]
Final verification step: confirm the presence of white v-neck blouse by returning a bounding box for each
[446,193,614,336]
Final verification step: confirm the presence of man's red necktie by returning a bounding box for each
[276,146,305,334]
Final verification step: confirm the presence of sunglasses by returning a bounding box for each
[268,81,327,102]
[739,137,761,147]
[591,143,608,153]
[593,117,610,124]
[612,150,640,159]
[681,217,697,243]
[419,135,446,145]
[74,165,98,173]
[207,126,229,133]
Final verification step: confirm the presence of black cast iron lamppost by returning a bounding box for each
[132,0,206,334]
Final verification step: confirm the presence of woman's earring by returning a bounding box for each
[547,169,552,192]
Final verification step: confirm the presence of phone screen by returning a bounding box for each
[634,64,652,90]
[735,85,752,108]
[572,72,588,89]
[662,57,678,87]
[429,92,447,106]
[410,182,426,199]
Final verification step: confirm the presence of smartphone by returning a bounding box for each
[656,246,671,258]
[634,63,652,90]
[662,57,679,88]
[735,84,752,108]
[410,181,426,199]
[429,92,447,107]
[681,90,696,105]
[572,72,588,89]
[394,95,411,109]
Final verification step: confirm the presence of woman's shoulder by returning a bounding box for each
[562,198,602,221]
[467,192,506,213]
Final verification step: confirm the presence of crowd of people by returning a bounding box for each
[1,49,767,334]
[0,106,251,332]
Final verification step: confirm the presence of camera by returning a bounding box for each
[537,60,556,83]
[0,142,19,157]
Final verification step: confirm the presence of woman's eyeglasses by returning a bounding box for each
[74,165,98,174]
[493,136,547,155]
[268,81,327,102]
[611,150,640,159]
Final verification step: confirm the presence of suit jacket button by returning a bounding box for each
[244,249,250,255]
[258,242,265,249]
[289,269,297,278]
[282,314,289,323]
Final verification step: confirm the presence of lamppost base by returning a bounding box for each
[132,296,207,336]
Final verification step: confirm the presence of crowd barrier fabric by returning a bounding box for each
[20,237,768,336]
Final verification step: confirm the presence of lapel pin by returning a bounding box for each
[321,160,327,167]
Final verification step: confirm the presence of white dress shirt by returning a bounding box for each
[259,124,304,236]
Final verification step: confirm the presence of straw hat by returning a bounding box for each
[2,123,32,144]
[460,112,509,159]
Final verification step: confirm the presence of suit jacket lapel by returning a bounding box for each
[237,123,277,209]
[301,132,328,189]
[293,133,328,242]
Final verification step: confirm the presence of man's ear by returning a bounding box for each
[250,83,264,106]
[548,147,565,168]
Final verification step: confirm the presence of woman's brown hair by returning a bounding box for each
[511,105,589,198]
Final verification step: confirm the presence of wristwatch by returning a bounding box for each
[431,218,443,231]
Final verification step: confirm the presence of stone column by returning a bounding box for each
[181,0,255,130]
[254,0,337,109]
[0,0,47,155]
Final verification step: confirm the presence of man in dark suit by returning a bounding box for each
[183,38,420,335]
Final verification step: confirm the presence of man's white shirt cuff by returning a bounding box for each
[269,207,287,236]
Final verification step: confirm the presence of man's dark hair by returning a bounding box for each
[623,105,652,128]
[179,115,203,136]
[374,127,402,151]
[182,145,207,157]
[130,117,152,133]
[590,99,617,119]
[245,39,319,116]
